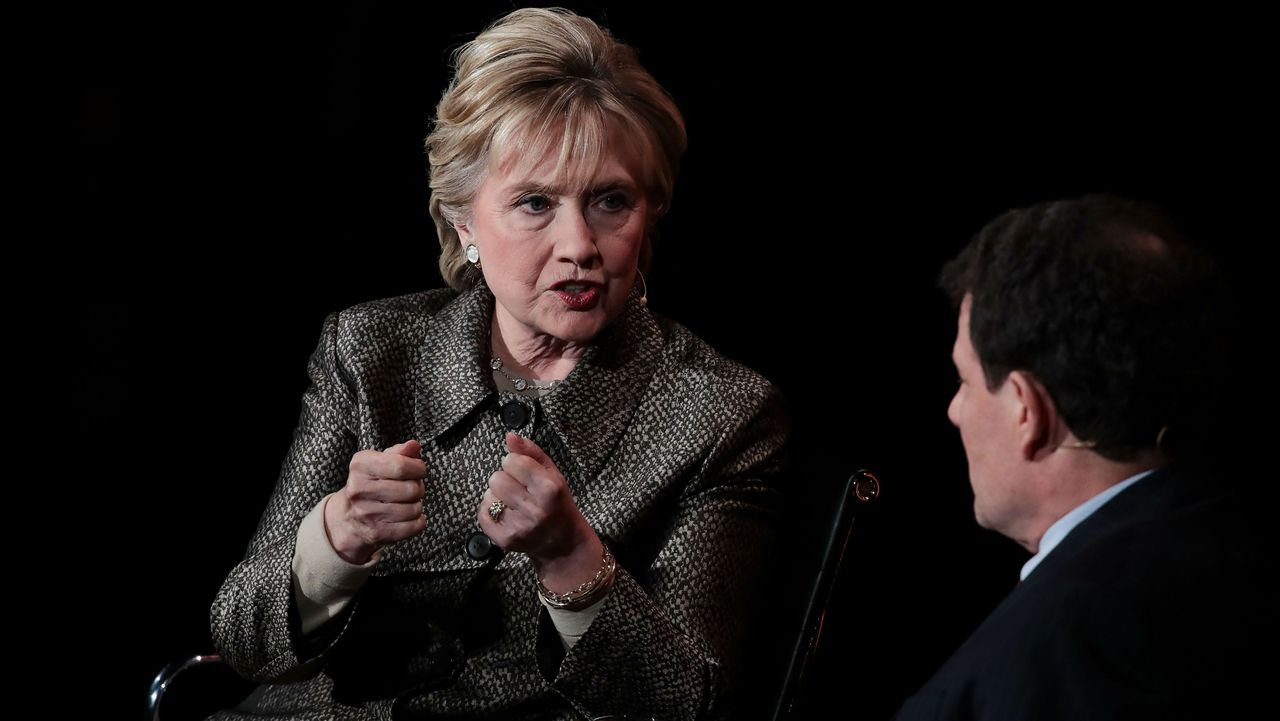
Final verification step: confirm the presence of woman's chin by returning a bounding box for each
[545,321,607,345]
[537,309,616,345]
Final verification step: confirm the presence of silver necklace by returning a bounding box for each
[489,357,562,393]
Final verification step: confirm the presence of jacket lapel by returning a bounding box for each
[540,289,663,488]
[412,284,495,444]
[411,282,663,490]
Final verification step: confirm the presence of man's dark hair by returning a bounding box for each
[940,194,1234,462]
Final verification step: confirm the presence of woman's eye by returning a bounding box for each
[596,192,627,211]
[518,195,551,212]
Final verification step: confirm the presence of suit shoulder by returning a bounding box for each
[338,287,458,323]
[651,314,781,413]
[318,288,458,360]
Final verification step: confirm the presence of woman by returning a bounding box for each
[210,8,787,720]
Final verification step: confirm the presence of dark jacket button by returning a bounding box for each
[466,531,495,560]
[501,400,528,429]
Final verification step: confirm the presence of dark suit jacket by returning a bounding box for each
[209,284,788,720]
[895,465,1277,721]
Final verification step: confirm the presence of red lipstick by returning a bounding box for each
[553,283,601,310]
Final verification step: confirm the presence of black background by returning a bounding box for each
[71,3,1274,719]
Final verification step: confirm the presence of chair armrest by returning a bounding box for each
[148,653,240,721]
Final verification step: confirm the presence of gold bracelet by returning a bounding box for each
[537,545,616,611]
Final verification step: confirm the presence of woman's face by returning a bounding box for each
[456,131,648,346]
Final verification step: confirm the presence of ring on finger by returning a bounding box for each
[487,499,506,522]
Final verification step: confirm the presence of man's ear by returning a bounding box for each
[1007,370,1059,460]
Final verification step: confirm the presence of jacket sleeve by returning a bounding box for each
[543,382,789,720]
[210,312,360,682]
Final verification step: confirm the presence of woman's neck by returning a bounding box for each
[490,311,586,380]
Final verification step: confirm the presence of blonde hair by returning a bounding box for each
[426,7,687,290]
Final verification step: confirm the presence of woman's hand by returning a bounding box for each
[477,432,605,593]
[324,439,428,564]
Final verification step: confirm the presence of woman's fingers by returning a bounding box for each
[478,438,586,559]
[504,432,554,468]
[488,469,534,507]
[327,441,430,562]
[350,446,426,483]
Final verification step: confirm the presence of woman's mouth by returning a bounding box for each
[553,283,601,310]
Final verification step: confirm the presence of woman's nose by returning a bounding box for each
[555,209,599,266]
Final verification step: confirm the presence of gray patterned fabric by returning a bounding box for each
[209,283,788,720]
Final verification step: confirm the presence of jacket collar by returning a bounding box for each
[413,283,662,482]
[412,283,494,442]
[1019,464,1204,585]
[540,288,663,483]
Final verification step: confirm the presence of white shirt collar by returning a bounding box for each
[1019,468,1158,581]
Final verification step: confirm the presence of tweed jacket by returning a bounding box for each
[209,283,788,721]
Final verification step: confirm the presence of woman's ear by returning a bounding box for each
[454,220,472,246]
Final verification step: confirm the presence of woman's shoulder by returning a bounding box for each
[317,287,462,357]
[335,287,460,324]
[648,313,779,407]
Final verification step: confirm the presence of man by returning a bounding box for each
[896,195,1276,720]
